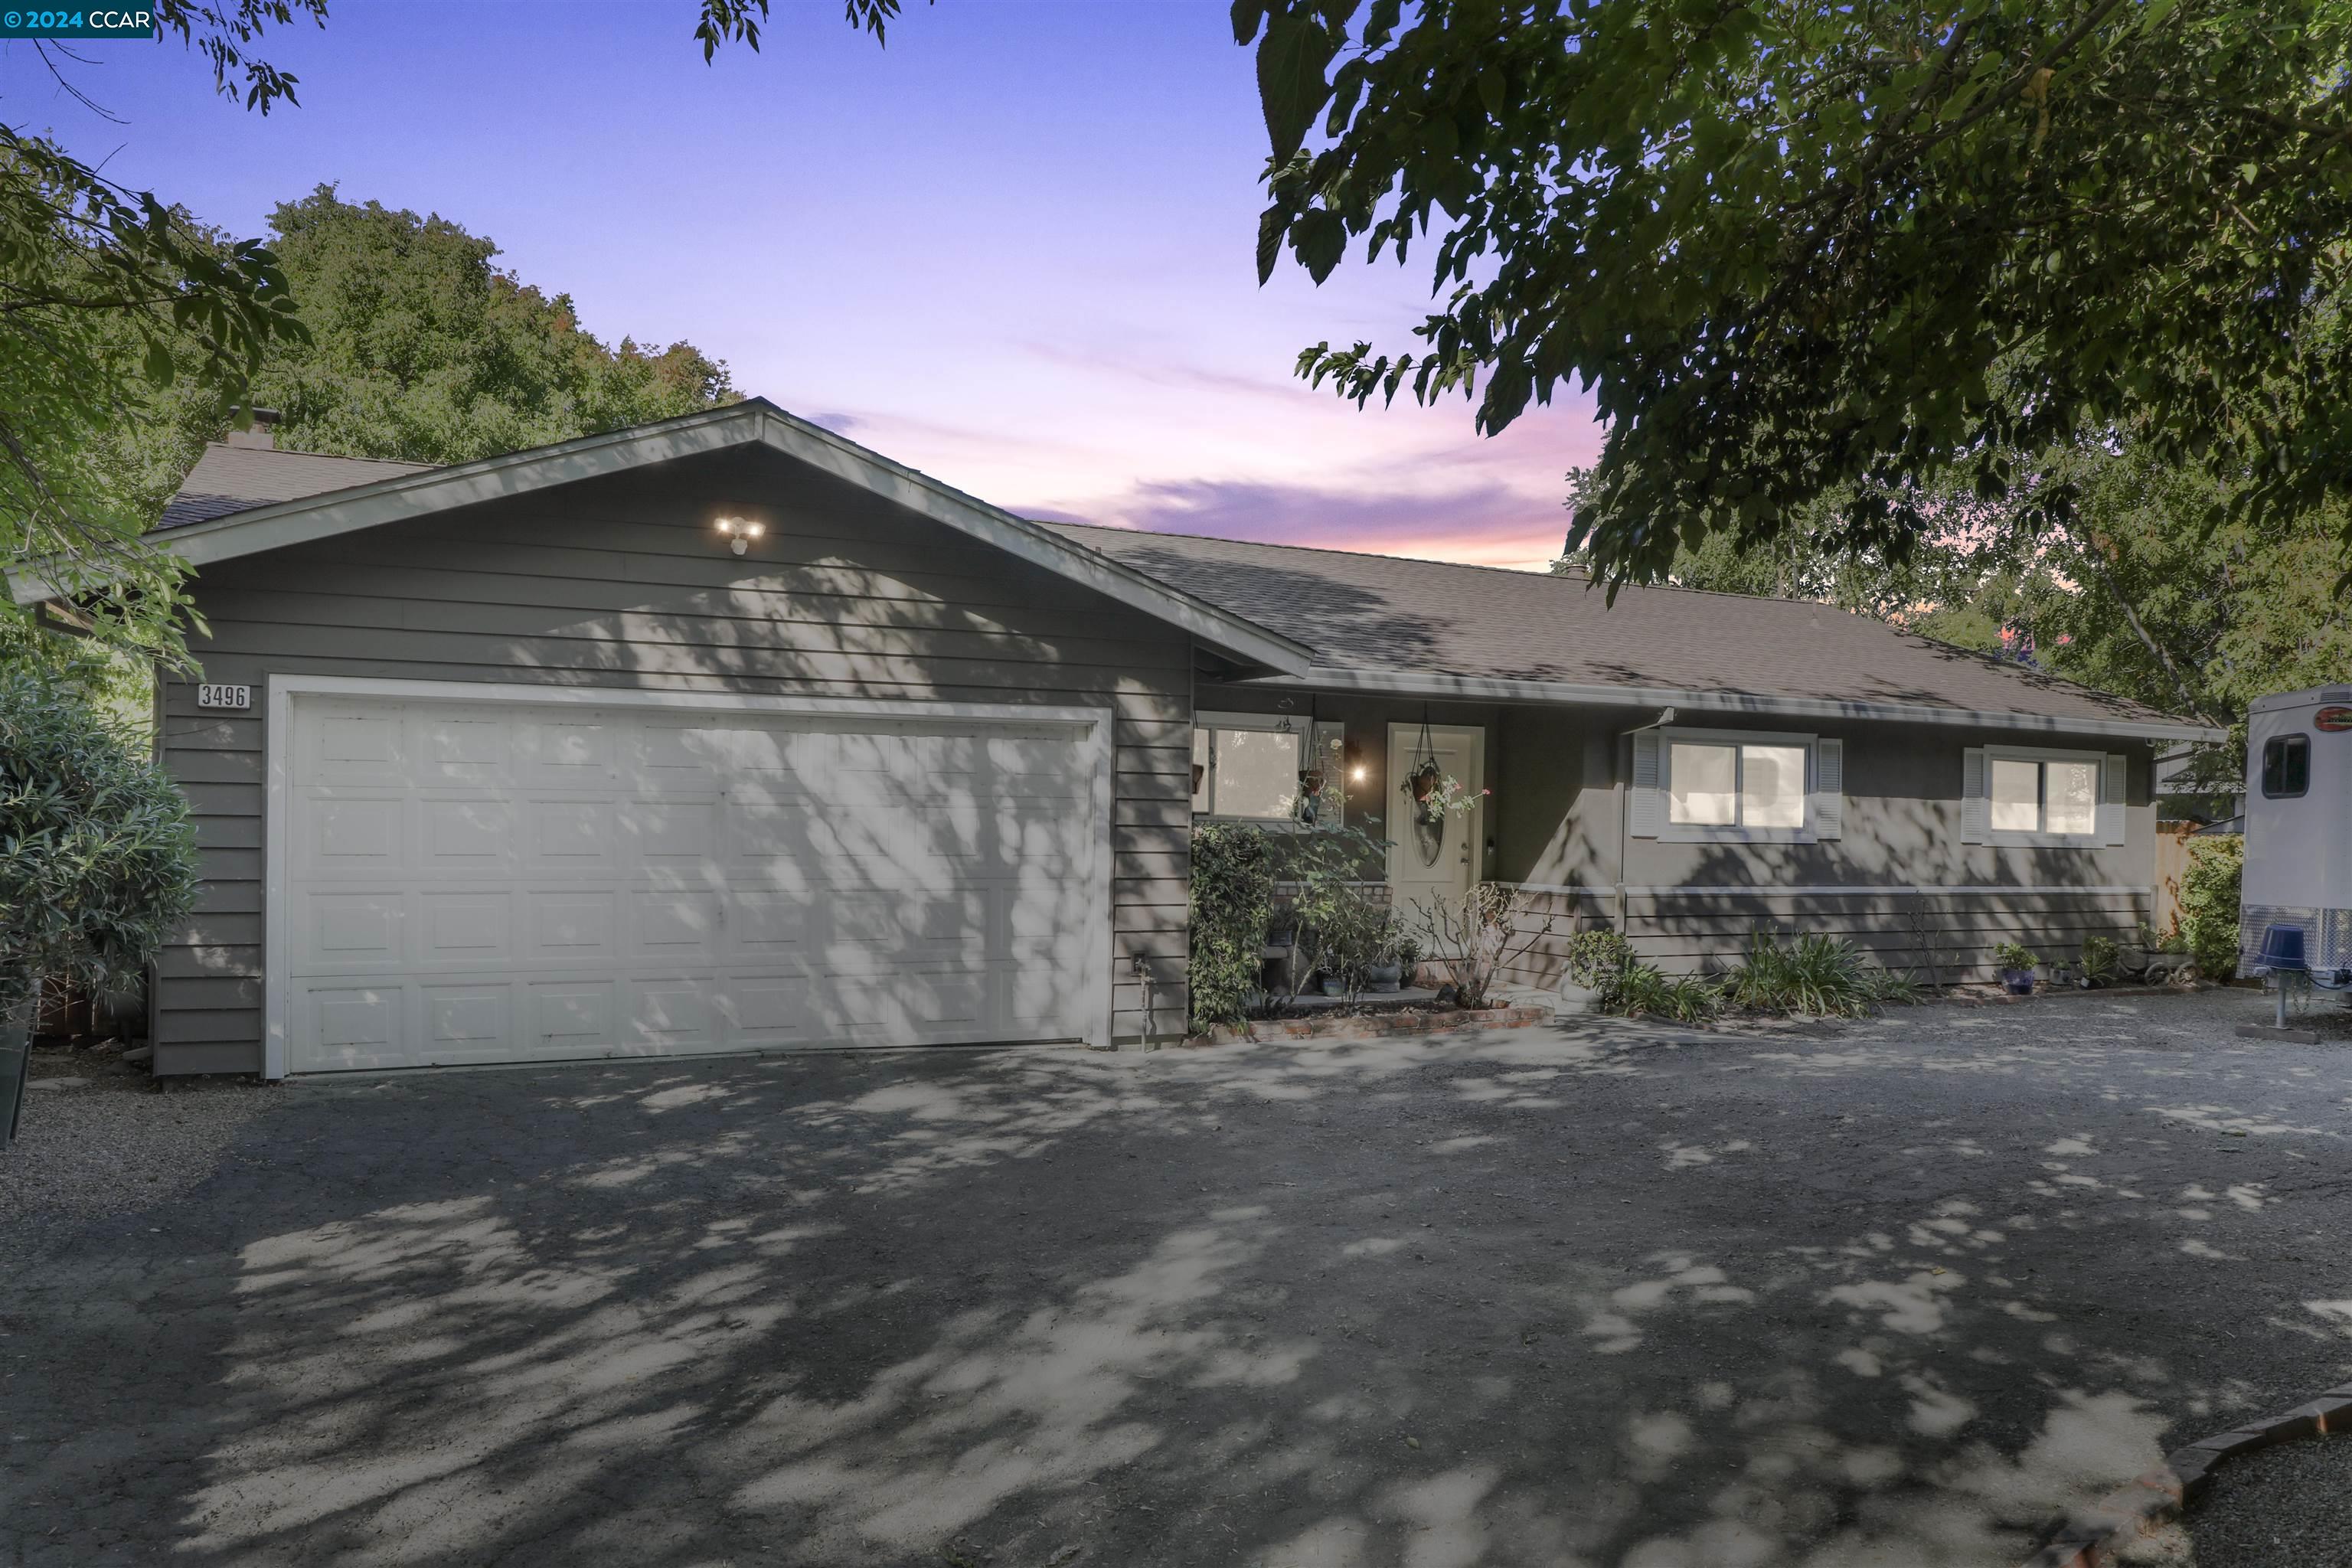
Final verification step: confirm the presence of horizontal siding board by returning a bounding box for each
[165,748,263,786]
[192,815,263,851]
[156,1008,262,1045]
[154,1040,265,1076]
[154,944,260,978]
[197,848,263,882]
[189,586,1194,675]
[192,880,262,915]
[159,975,263,1008]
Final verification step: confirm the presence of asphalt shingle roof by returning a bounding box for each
[149,442,2181,728]
[156,443,439,531]
[1041,521,2177,727]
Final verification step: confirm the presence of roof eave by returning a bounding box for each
[11,400,1314,676]
[1249,666,2225,744]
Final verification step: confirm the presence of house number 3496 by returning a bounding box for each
[196,683,252,710]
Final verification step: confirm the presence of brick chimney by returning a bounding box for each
[223,408,283,450]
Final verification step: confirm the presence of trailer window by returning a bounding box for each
[2262,733,2310,799]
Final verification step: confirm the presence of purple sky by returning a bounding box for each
[16,1,1599,569]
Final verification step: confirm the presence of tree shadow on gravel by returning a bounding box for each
[7,1004,2350,1566]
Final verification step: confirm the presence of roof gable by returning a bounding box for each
[15,400,1313,677]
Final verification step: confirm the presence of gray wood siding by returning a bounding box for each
[155,444,1195,1072]
[1498,886,2152,988]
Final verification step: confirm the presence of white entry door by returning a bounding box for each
[281,694,1103,1072]
[1386,723,1485,923]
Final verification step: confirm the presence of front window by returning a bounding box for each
[2262,734,2310,799]
[1988,753,2101,838]
[1669,738,1808,831]
[1191,714,1344,824]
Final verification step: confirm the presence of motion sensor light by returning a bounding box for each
[717,517,766,556]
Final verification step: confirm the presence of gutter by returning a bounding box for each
[1243,667,2224,745]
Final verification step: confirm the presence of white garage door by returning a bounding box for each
[283,694,1104,1072]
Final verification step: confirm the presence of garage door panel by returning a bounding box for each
[728,975,809,1043]
[307,709,404,783]
[725,891,814,952]
[302,891,407,969]
[628,799,719,863]
[301,983,405,1070]
[528,890,619,960]
[417,715,510,784]
[626,978,720,1049]
[518,718,618,786]
[418,891,511,964]
[421,799,516,867]
[633,890,722,958]
[529,980,618,1050]
[526,799,617,867]
[303,794,406,871]
[287,696,1101,1070]
[421,984,513,1057]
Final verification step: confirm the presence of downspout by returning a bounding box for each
[1616,708,1677,934]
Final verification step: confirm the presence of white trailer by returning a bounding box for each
[2241,685,2352,993]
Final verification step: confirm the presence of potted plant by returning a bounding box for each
[1561,928,1635,1017]
[1993,941,2040,996]
[2079,935,2120,989]
[1364,920,1413,992]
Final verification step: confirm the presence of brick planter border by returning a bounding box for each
[2024,1382,2352,1566]
[1180,1004,1549,1048]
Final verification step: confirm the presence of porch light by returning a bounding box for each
[1349,765,1367,783]
[717,516,765,556]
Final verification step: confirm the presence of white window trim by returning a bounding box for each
[1194,710,1309,825]
[1982,744,2108,847]
[1657,726,1819,844]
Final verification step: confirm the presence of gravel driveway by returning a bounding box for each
[5,988,2349,1567]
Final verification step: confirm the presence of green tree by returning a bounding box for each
[1238,0,2352,591]
[182,188,738,468]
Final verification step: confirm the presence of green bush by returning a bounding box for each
[1563,928,1636,991]
[1186,822,1274,1031]
[1992,940,2040,972]
[1719,927,1895,1018]
[2079,934,2120,986]
[1,668,198,1015]
[1609,962,1722,1023]
[2177,834,2244,979]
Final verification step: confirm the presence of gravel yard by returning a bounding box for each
[2183,1433,2352,1566]
[2,1047,276,1273]
[3,986,2349,1567]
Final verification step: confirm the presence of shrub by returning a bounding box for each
[1,668,198,1017]
[2177,834,2244,979]
[1718,926,1890,1018]
[2079,934,2120,986]
[1408,882,1554,1010]
[1609,962,1722,1023]
[1186,822,1274,1031]
[1563,928,1636,991]
[1285,823,1396,1001]
[1992,940,2040,973]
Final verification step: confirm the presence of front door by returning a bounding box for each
[1385,723,1485,924]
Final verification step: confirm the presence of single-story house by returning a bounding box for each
[12,400,2220,1076]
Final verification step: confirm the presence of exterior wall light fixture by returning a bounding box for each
[717,517,765,556]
